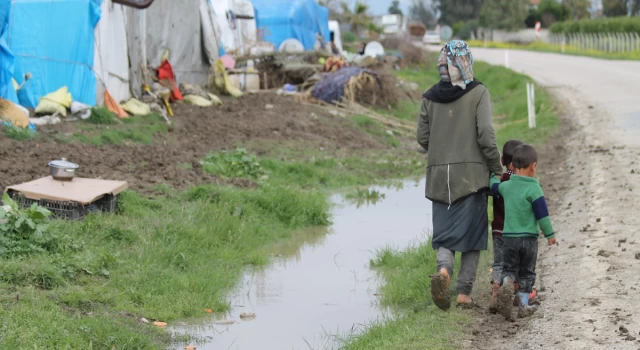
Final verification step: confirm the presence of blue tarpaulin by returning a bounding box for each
[0,0,17,103]
[8,0,101,108]
[252,0,330,51]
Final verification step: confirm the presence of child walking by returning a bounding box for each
[488,140,523,314]
[489,144,557,319]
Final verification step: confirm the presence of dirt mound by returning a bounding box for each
[0,94,383,193]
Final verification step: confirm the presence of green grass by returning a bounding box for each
[468,40,640,61]
[343,58,561,349]
[0,145,424,348]
[0,184,330,348]
[70,114,168,145]
[391,55,559,146]
[3,124,37,141]
[351,115,401,148]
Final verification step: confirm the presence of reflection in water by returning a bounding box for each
[171,178,431,350]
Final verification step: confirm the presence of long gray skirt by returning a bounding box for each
[432,191,488,252]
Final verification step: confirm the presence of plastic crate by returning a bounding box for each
[6,191,118,220]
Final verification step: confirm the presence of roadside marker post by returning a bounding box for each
[504,50,510,68]
[526,83,536,129]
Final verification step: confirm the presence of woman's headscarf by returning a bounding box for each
[437,40,474,90]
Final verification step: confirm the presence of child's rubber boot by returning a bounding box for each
[497,277,516,321]
[516,291,537,318]
[431,268,451,311]
[488,282,500,314]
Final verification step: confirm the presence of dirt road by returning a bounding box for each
[466,49,640,349]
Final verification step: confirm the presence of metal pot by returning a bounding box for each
[48,158,79,180]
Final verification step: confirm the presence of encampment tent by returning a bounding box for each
[0,0,17,103]
[125,0,222,98]
[251,0,330,51]
[94,0,130,105]
[8,0,100,108]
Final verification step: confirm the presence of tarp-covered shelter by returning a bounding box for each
[7,0,100,108]
[94,0,130,105]
[125,0,223,98]
[251,0,330,51]
[0,0,17,103]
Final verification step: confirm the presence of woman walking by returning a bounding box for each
[417,41,503,310]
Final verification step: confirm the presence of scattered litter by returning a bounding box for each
[207,93,223,106]
[157,60,184,102]
[277,84,298,96]
[212,59,243,98]
[265,104,274,109]
[70,101,91,119]
[184,95,214,107]
[30,114,62,126]
[35,87,72,117]
[122,98,152,116]
[140,317,150,324]
[104,90,127,118]
[212,319,235,325]
[220,55,236,70]
[185,346,197,350]
[204,308,213,313]
[239,312,256,319]
[153,321,168,328]
[386,130,394,136]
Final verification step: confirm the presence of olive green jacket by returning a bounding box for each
[417,84,503,204]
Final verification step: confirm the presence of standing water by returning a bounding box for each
[172,179,432,349]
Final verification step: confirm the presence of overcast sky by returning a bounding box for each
[346,0,413,16]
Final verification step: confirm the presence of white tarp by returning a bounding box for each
[125,0,222,98]
[94,0,130,104]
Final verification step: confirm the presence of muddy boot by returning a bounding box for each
[431,268,451,311]
[488,282,500,314]
[497,277,516,321]
[517,305,538,318]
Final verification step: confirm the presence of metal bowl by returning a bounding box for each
[49,158,79,181]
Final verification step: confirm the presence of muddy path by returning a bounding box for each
[465,50,640,349]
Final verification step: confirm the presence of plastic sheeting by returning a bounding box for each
[252,0,330,51]
[312,67,379,105]
[94,0,130,105]
[0,0,17,103]
[125,0,221,98]
[8,0,100,108]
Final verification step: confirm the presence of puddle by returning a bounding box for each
[171,179,432,349]
[618,112,640,146]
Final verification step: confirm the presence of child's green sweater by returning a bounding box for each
[489,174,555,239]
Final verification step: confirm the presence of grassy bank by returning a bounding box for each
[467,40,640,61]
[0,144,423,346]
[343,59,560,349]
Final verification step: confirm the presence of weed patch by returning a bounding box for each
[85,107,118,125]
[2,124,36,140]
[201,148,266,180]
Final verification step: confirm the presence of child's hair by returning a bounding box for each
[502,140,524,166]
[512,144,538,169]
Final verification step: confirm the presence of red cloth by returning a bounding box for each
[491,172,512,237]
[157,60,183,102]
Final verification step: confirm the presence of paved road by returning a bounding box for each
[471,48,640,144]
[457,48,640,349]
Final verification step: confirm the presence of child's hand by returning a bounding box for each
[547,238,557,246]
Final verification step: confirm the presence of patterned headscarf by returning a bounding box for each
[437,40,474,90]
